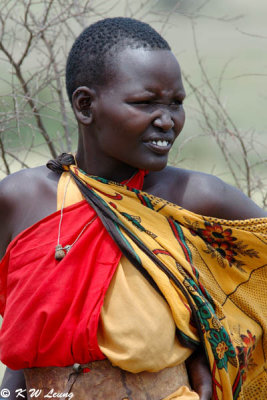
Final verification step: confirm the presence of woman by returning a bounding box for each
[0,17,266,400]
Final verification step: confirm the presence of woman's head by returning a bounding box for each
[66,17,171,104]
[68,17,185,177]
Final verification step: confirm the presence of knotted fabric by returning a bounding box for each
[0,162,266,400]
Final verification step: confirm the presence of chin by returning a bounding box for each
[140,158,168,172]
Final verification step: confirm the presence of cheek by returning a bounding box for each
[120,105,150,126]
[112,108,151,139]
[174,108,185,133]
[95,102,151,149]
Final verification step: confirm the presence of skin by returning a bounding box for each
[0,48,266,399]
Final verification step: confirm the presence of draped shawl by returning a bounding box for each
[0,165,266,400]
[69,166,267,400]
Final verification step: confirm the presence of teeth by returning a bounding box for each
[152,140,169,147]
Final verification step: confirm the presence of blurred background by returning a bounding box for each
[0,0,266,381]
[1,0,267,206]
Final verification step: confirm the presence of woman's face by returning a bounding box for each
[89,48,186,174]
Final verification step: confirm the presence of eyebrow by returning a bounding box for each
[125,88,186,101]
[129,89,185,96]
[146,90,186,100]
[135,90,156,96]
[125,91,156,100]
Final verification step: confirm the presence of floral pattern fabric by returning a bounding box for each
[69,165,267,400]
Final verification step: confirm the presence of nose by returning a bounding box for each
[152,110,174,132]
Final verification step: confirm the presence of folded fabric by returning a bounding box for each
[163,386,199,400]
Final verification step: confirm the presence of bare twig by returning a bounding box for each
[0,134,10,175]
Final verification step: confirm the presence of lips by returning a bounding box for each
[144,140,172,154]
[151,139,169,147]
[143,136,173,154]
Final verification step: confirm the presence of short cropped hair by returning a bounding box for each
[65,17,171,104]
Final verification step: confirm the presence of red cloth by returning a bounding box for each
[0,169,146,369]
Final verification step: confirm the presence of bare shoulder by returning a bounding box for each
[145,166,267,219]
[1,166,48,197]
[0,166,59,258]
[181,169,267,219]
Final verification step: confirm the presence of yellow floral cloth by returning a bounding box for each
[67,165,267,400]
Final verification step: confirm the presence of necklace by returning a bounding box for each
[55,168,138,261]
[55,176,97,260]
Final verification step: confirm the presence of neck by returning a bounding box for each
[76,127,141,182]
[75,150,138,183]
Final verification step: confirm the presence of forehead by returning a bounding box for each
[105,48,184,94]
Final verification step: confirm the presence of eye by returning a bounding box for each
[130,100,152,105]
[170,99,184,107]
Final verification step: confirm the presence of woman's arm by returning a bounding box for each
[0,179,28,398]
[0,368,27,399]
[186,347,212,400]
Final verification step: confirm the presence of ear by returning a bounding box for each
[72,86,96,125]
